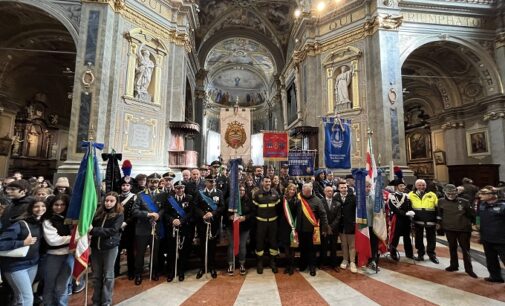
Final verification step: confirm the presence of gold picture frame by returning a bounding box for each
[466,128,490,157]
[407,130,432,162]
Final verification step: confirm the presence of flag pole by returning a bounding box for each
[84,267,89,306]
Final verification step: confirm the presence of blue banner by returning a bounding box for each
[352,168,368,225]
[374,169,384,213]
[228,159,241,213]
[324,117,351,169]
[288,151,315,177]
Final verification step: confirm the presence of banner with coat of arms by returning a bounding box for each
[263,131,288,161]
[220,108,251,163]
[323,117,351,169]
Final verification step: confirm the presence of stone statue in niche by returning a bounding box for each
[134,43,154,101]
[334,65,354,111]
[11,135,23,156]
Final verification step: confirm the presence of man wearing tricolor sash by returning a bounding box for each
[297,183,329,276]
[195,175,224,279]
[161,181,194,282]
[132,173,165,285]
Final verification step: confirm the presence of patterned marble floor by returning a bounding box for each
[69,241,505,306]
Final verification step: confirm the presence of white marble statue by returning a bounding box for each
[134,43,154,101]
[334,65,354,109]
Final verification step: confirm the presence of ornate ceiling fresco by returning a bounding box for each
[198,1,297,108]
[205,37,274,107]
[197,0,296,48]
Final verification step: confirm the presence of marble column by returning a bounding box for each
[443,127,467,166]
[367,16,406,166]
[488,117,505,180]
[59,2,118,178]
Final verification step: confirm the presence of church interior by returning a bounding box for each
[0,0,503,185]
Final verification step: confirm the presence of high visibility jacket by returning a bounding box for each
[408,191,438,224]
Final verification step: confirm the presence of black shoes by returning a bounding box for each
[196,269,204,279]
[134,275,142,286]
[128,275,135,281]
[445,266,458,272]
[178,274,185,281]
[152,274,160,281]
[309,267,316,276]
[167,275,174,282]
[227,265,234,276]
[484,277,504,283]
[414,255,424,261]
[257,257,264,274]
[240,264,247,275]
[466,271,478,279]
[429,256,439,264]
[210,269,217,279]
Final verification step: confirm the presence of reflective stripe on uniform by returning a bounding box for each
[414,221,437,226]
[269,248,279,256]
[253,200,280,207]
[256,216,278,222]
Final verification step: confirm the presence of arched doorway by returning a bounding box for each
[0,1,76,179]
[401,40,502,184]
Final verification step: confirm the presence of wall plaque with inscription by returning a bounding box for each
[129,123,151,149]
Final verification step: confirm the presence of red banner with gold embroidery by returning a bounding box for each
[263,132,288,161]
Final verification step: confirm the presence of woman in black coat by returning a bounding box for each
[90,192,124,306]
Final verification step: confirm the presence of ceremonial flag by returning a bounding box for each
[67,142,103,282]
[323,117,351,169]
[353,168,371,267]
[228,159,242,256]
[263,132,288,161]
[366,135,388,253]
[220,108,251,163]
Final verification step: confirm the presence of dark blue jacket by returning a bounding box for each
[0,217,42,272]
[479,200,505,244]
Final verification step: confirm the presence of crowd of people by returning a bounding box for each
[0,164,504,305]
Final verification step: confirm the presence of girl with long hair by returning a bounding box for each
[90,192,124,306]
[42,194,73,306]
[0,199,46,306]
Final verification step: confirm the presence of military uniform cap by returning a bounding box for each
[389,179,405,187]
[443,184,457,193]
[173,181,185,188]
[147,173,162,181]
[210,160,221,167]
[162,171,176,179]
[280,162,289,168]
[120,176,135,186]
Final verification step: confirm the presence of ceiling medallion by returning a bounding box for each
[232,0,252,8]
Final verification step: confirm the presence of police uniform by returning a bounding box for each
[253,186,281,273]
[195,176,224,279]
[160,181,194,281]
[132,173,165,285]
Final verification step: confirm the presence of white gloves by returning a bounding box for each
[406,210,415,217]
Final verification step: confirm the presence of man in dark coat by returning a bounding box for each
[336,181,358,273]
[0,180,33,233]
[195,175,224,279]
[297,183,329,276]
[478,186,505,283]
[319,186,341,269]
[161,181,194,282]
[438,184,477,278]
[132,173,165,285]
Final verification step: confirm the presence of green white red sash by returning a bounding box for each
[297,193,321,245]
[283,197,299,247]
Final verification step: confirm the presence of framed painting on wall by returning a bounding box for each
[466,128,490,157]
[407,130,432,162]
[433,150,446,165]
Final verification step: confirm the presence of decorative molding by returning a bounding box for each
[497,32,505,49]
[441,121,465,129]
[364,14,403,34]
[483,111,505,121]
